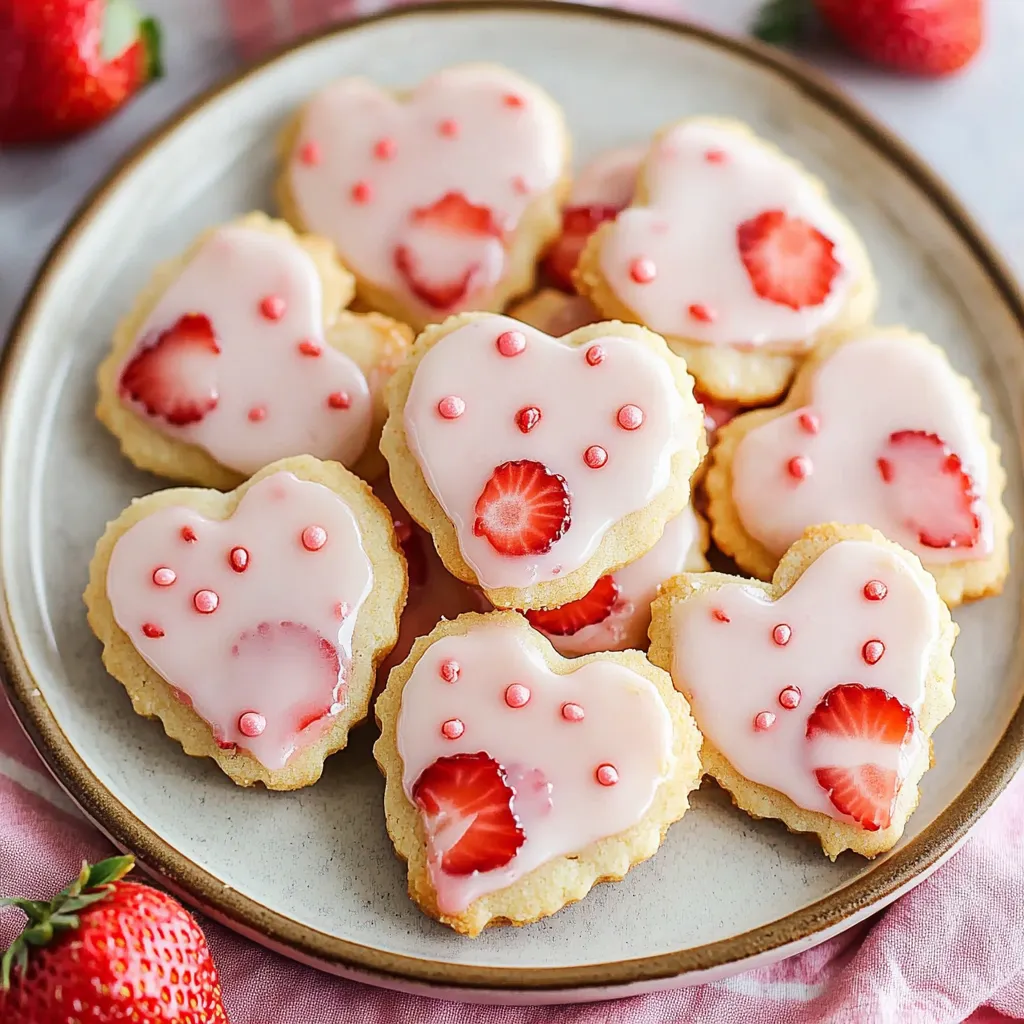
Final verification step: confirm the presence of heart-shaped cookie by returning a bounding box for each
[278,64,569,330]
[97,213,411,489]
[649,524,957,859]
[576,118,877,403]
[84,456,406,789]
[706,329,1011,606]
[382,312,706,611]
[374,611,702,935]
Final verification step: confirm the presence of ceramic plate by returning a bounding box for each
[4,1,1024,1004]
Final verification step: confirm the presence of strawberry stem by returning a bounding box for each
[102,0,163,80]
[752,0,813,43]
[0,855,134,990]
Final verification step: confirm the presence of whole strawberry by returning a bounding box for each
[754,0,983,77]
[1,855,228,1023]
[0,0,162,145]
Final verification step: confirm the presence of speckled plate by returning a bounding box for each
[3,1,1024,1004]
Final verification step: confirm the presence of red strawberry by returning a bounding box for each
[693,388,740,436]
[393,246,480,311]
[0,0,163,145]
[411,191,504,238]
[412,752,525,875]
[0,855,227,1022]
[119,313,221,426]
[877,430,981,549]
[473,460,572,557]
[525,575,620,635]
[806,683,915,831]
[543,204,621,291]
[737,210,840,310]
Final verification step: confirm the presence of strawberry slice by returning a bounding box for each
[805,683,915,831]
[393,247,480,311]
[543,204,621,291]
[693,388,740,436]
[411,191,504,238]
[737,209,841,310]
[877,430,981,550]
[473,460,572,557]
[525,575,620,635]
[412,751,525,875]
[119,313,221,426]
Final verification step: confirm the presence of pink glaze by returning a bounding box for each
[731,333,993,563]
[403,314,696,594]
[289,66,565,319]
[669,540,938,824]
[396,623,674,914]
[568,145,645,209]
[119,226,372,475]
[598,121,857,346]
[106,472,374,770]
[535,505,706,657]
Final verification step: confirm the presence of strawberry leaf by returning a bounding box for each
[753,0,813,43]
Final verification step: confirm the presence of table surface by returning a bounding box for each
[1,0,1022,342]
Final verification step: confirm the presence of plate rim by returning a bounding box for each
[3,0,1024,993]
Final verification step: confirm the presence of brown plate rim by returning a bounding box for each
[3,0,1024,993]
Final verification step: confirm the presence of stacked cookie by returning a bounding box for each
[84,63,1010,937]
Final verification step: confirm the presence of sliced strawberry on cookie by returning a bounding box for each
[737,209,840,310]
[412,751,526,875]
[525,574,620,636]
[473,460,572,557]
[119,313,221,425]
[411,191,505,238]
[876,430,982,549]
[543,205,621,291]
[806,683,915,831]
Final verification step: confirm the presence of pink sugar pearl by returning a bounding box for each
[496,330,527,357]
[504,683,531,709]
[584,445,608,469]
[193,590,219,614]
[441,718,465,739]
[238,712,266,738]
[561,702,585,722]
[439,659,460,683]
[301,525,327,551]
[437,395,465,419]
[152,567,176,587]
[596,764,619,786]
[754,711,777,731]
[617,404,644,430]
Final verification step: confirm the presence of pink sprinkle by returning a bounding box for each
[512,175,529,195]
[584,445,608,469]
[152,567,176,587]
[297,339,322,357]
[778,686,802,710]
[617,404,644,430]
[260,295,286,321]
[439,659,460,684]
[596,764,619,787]
[504,683,531,708]
[373,137,396,160]
[705,149,727,164]
[863,640,885,665]
[441,718,465,739]
[438,118,459,138]
[754,711,776,731]
[327,391,351,410]
[712,608,730,623]
[334,602,349,620]
[864,580,888,601]
[496,330,527,357]
[437,395,465,420]
[248,406,267,423]
[238,712,266,738]
[787,455,813,480]
[798,411,820,434]
[561,702,585,722]
[688,303,716,323]
[503,93,525,108]
[516,406,541,433]
[629,257,657,284]
[301,525,328,551]
[228,547,249,573]
[181,526,197,543]
[142,623,164,639]
[193,590,219,614]
[772,623,792,646]
[585,345,605,366]
[350,180,372,204]
[299,140,321,165]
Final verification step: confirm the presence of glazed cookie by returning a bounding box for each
[524,503,709,656]
[277,64,570,330]
[84,456,406,789]
[575,118,877,403]
[649,524,957,859]
[705,328,1011,606]
[374,611,702,936]
[97,212,411,488]
[381,312,707,610]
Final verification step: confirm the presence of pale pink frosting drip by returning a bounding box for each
[731,334,992,563]
[569,145,645,208]
[396,624,674,914]
[106,472,373,770]
[539,505,706,657]
[120,226,372,475]
[598,121,855,346]
[403,314,694,593]
[288,66,565,318]
[669,540,937,822]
